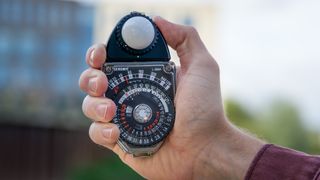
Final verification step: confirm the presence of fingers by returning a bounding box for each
[81,44,108,96]
[89,122,131,163]
[153,16,209,68]
[89,122,120,147]
[79,68,108,97]
[82,95,116,122]
[84,43,131,160]
[86,44,106,68]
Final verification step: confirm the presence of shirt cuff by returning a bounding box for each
[245,144,320,180]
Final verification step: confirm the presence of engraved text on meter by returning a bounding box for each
[106,67,175,147]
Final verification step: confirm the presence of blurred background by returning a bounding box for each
[0,0,319,179]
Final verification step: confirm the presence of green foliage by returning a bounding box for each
[225,99,264,137]
[225,98,320,154]
[68,153,143,180]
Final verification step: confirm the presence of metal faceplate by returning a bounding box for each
[102,61,176,156]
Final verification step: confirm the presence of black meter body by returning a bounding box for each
[102,12,176,157]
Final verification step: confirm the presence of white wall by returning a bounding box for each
[214,0,320,129]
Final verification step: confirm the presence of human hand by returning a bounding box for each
[79,16,263,179]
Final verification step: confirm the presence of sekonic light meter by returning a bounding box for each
[102,12,176,157]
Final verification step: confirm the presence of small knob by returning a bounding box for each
[121,16,155,50]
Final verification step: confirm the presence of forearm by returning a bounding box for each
[245,144,320,180]
[193,120,264,179]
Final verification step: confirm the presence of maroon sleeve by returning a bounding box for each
[245,144,320,180]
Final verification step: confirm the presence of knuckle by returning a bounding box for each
[97,71,107,81]
[213,61,220,74]
[111,126,119,139]
[210,58,220,74]
[79,68,107,95]
[95,75,108,95]
[206,57,219,72]
[79,69,90,90]
[186,26,198,36]
[207,59,220,75]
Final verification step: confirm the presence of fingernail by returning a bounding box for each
[90,48,95,64]
[102,128,113,139]
[96,104,107,119]
[88,77,97,93]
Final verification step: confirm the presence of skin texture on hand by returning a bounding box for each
[79,16,264,179]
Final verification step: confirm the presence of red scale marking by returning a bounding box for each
[113,86,119,94]
[124,76,129,84]
[146,111,160,130]
[120,104,127,122]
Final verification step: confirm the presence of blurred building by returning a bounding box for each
[0,0,93,128]
[0,1,111,180]
[92,0,216,64]
[0,0,217,179]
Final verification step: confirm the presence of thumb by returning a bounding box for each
[153,16,209,68]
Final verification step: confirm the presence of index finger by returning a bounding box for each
[86,43,107,69]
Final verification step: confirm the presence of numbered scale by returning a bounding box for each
[103,12,176,156]
[103,62,175,149]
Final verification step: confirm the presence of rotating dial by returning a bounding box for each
[133,104,153,123]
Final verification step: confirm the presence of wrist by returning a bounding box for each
[193,117,264,179]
